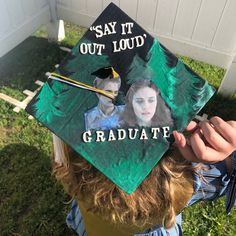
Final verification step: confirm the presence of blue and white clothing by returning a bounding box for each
[66,151,236,236]
[84,105,124,131]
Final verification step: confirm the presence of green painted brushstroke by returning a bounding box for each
[148,40,215,130]
[77,133,169,194]
[127,39,215,130]
[33,38,110,136]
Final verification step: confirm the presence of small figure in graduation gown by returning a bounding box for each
[84,67,124,131]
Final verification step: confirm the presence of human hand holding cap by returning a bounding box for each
[173,116,236,163]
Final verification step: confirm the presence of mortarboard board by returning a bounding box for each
[91,66,120,79]
[26,3,215,194]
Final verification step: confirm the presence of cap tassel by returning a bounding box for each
[111,67,119,79]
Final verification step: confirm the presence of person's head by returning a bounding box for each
[122,80,173,127]
[53,137,199,230]
[94,76,121,113]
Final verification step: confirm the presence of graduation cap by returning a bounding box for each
[91,67,120,79]
[26,3,215,194]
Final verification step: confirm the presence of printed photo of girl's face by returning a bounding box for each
[132,87,157,126]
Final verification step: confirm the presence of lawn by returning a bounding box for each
[0,22,236,236]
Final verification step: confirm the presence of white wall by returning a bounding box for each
[57,0,236,69]
[0,0,51,57]
[0,0,235,95]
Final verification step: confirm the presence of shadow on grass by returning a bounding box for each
[0,143,75,236]
[0,36,69,90]
[201,93,236,120]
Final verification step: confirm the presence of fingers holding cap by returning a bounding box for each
[199,120,231,152]
[186,121,198,132]
[210,116,236,146]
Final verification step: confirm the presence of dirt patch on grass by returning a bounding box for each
[0,127,9,141]
[0,126,16,144]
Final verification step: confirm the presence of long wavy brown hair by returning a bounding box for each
[53,138,198,230]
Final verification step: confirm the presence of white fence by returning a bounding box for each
[57,0,236,69]
[0,0,51,57]
[0,0,235,96]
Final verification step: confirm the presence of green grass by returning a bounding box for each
[0,22,236,235]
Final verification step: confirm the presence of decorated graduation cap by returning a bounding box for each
[91,66,120,79]
[26,3,215,194]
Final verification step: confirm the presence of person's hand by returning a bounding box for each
[173,116,236,163]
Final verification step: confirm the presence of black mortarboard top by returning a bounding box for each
[91,67,120,79]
